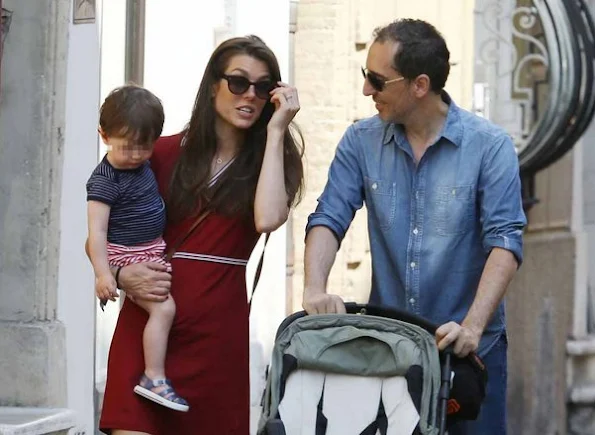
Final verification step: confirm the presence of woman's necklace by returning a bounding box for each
[216,157,223,165]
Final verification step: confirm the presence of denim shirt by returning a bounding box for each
[306,95,527,356]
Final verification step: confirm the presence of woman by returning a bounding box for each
[99,35,304,435]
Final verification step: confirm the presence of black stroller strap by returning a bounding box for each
[359,395,388,435]
[315,378,328,435]
[314,378,388,435]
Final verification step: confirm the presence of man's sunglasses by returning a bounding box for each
[361,67,405,92]
[221,75,275,100]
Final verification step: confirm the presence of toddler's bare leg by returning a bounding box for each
[134,295,176,380]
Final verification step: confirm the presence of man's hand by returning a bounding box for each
[435,321,482,357]
[302,288,346,314]
[118,262,171,302]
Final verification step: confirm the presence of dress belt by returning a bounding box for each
[171,252,248,266]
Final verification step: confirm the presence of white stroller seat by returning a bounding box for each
[278,369,419,435]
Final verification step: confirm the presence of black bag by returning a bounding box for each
[446,351,488,426]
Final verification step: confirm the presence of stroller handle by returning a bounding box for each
[343,303,456,355]
[276,302,442,340]
[343,302,439,334]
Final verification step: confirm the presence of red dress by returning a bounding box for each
[100,134,260,434]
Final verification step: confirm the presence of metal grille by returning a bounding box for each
[476,0,595,174]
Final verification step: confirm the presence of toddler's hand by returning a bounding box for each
[95,274,118,302]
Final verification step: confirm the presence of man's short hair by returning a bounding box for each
[373,19,450,93]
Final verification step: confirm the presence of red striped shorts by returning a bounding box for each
[107,237,171,272]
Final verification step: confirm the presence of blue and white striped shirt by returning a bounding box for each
[86,156,166,245]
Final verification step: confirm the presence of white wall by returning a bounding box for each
[99,0,126,99]
[57,1,101,432]
[94,0,126,394]
[144,1,224,134]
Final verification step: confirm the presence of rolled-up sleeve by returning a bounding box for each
[479,134,527,265]
[306,125,365,244]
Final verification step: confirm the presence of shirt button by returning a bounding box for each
[413,228,419,235]
[415,191,419,199]
[410,262,416,268]
[409,298,415,304]
[372,183,378,190]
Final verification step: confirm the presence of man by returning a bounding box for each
[302,19,526,435]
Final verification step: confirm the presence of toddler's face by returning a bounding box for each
[102,134,154,170]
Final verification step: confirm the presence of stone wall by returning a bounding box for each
[0,0,70,407]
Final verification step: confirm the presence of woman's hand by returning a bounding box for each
[267,82,300,134]
[117,262,171,302]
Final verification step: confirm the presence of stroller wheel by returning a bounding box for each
[265,419,286,435]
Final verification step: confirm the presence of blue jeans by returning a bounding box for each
[448,333,508,435]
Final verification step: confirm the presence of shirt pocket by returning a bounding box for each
[432,185,475,236]
[365,177,397,231]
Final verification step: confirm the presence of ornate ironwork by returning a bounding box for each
[475,0,595,174]
[477,3,549,151]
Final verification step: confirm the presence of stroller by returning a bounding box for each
[258,303,487,435]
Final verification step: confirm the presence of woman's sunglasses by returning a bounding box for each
[361,67,405,92]
[221,75,276,100]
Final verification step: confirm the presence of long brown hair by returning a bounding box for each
[167,35,304,223]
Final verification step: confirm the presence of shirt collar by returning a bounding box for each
[382,91,463,147]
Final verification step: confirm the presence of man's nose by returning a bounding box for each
[362,79,376,97]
